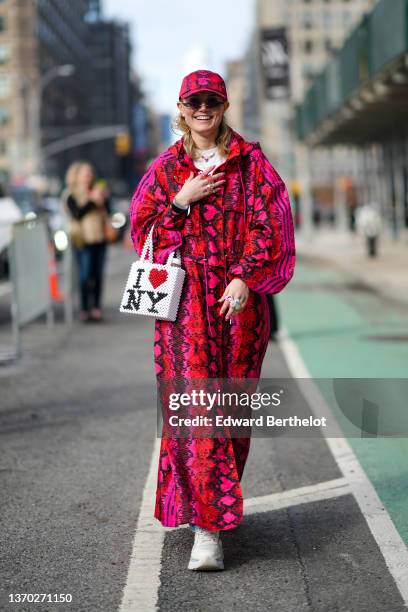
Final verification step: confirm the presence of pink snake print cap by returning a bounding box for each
[179,69,228,100]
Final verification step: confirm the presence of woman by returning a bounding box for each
[130,70,296,570]
[63,162,109,322]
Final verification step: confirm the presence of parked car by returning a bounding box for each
[9,185,43,218]
[9,186,70,260]
[0,192,23,278]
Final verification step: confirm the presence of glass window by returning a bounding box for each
[325,38,333,52]
[0,45,9,64]
[302,64,315,79]
[0,139,7,155]
[0,107,9,124]
[303,11,313,28]
[0,16,5,31]
[323,11,332,27]
[0,75,11,98]
[304,39,313,53]
[343,11,352,28]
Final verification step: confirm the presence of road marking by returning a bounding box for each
[119,436,162,612]
[278,326,408,607]
[119,447,352,612]
[245,477,350,515]
[118,436,354,611]
[118,328,408,611]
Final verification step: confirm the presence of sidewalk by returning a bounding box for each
[295,227,408,306]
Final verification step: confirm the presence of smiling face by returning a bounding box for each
[177,91,229,140]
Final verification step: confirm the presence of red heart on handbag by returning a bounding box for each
[149,268,168,288]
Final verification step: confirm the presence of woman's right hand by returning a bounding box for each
[175,165,226,206]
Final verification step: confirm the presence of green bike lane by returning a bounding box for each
[278,256,408,545]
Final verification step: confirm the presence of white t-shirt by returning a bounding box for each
[192,146,227,174]
[172,146,227,212]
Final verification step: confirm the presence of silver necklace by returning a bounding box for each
[195,147,217,162]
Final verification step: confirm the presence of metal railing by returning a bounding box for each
[0,215,76,364]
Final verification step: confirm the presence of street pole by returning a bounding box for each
[296,141,313,241]
[28,64,75,177]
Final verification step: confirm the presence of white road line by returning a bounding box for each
[119,328,408,611]
[118,445,351,612]
[119,436,163,612]
[245,477,351,515]
[278,326,408,607]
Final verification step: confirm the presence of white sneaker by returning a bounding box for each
[188,526,224,571]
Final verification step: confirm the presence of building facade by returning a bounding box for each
[0,0,39,182]
[37,0,96,180]
[224,59,246,134]
[246,0,377,232]
[0,0,133,192]
[87,18,133,193]
[296,0,408,239]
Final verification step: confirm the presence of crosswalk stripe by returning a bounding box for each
[245,476,351,515]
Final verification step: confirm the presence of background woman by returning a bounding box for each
[130,70,296,571]
[63,162,109,322]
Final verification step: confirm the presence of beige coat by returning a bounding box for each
[62,189,107,247]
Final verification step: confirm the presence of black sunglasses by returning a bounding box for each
[180,95,225,110]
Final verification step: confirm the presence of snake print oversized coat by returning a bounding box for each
[130,129,296,531]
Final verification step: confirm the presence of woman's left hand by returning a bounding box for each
[218,278,249,321]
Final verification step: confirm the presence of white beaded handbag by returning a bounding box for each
[119,223,185,321]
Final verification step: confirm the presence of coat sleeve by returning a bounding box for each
[129,158,189,265]
[226,148,296,294]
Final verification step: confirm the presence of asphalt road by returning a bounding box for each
[0,245,407,612]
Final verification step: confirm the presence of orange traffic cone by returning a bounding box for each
[48,241,65,301]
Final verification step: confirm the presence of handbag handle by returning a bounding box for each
[140,223,182,266]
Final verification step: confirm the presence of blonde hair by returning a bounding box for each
[64,161,96,205]
[65,161,81,191]
[172,111,233,160]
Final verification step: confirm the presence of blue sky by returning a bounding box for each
[103,0,255,115]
